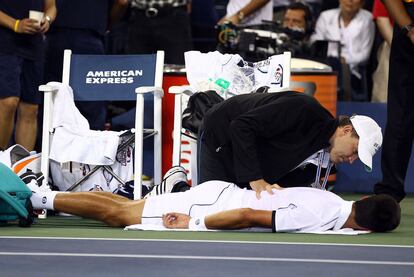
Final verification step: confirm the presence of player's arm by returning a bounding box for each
[382,0,412,28]
[206,208,272,229]
[163,208,273,230]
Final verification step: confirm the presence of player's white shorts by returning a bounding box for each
[141,181,248,226]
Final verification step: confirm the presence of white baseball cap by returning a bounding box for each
[350,115,383,171]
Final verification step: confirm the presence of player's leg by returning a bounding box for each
[54,192,145,227]
[30,187,146,227]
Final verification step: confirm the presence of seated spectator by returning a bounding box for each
[310,0,374,100]
[260,2,315,58]
[282,1,314,40]
[272,0,291,22]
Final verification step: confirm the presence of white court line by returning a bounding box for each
[0,252,413,266]
[1,236,414,249]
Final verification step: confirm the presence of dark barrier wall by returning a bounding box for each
[335,102,414,194]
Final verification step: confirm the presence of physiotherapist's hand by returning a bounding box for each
[250,179,282,199]
[163,212,191,229]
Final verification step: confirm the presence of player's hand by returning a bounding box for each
[16,18,41,34]
[162,212,191,229]
[250,179,283,199]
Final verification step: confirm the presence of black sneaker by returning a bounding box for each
[144,166,188,198]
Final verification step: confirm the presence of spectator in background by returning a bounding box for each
[371,0,393,103]
[374,0,414,203]
[127,0,192,65]
[310,0,374,101]
[0,0,56,151]
[43,0,128,130]
[274,0,320,23]
[273,0,291,22]
[279,2,314,58]
[218,0,273,27]
[282,1,314,40]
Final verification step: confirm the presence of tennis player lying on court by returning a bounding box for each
[28,180,400,233]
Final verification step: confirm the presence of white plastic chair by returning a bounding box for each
[39,50,164,200]
[169,51,292,185]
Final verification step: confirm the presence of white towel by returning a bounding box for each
[124,224,370,235]
[46,82,121,165]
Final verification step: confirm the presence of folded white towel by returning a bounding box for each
[124,224,370,235]
[46,82,121,165]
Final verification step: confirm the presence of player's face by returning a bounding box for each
[329,127,359,165]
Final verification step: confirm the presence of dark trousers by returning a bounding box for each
[126,6,192,65]
[374,4,414,202]
[197,130,241,186]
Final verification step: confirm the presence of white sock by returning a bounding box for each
[30,191,61,210]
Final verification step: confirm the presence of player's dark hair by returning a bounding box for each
[354,194,401,232]
[338,115,358,137]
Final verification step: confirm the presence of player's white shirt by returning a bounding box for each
[142,181,353,232]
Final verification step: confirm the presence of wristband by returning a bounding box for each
[188,217,206,230]
[401,23,414,36]
[14,20,20,33]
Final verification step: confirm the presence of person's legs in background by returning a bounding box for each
[15,58,42,151]
[0,97,19,150]
[126,6,192,64]
[15,102,38,150]
[0,54,41,151]
[0,54,21,150]
[374,19,414,202]
[154,7,192,64]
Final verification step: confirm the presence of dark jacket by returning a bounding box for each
[200,91,338,188]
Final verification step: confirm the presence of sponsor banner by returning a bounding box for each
[70,54,157,101]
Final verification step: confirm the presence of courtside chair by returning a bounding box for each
[39,50,165,200]
[169,51,292,185]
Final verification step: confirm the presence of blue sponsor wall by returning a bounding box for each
[335,102,414,195]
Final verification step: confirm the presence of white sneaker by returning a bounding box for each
[21,171,51,193]
[27,181,52,194]
[144,166,188,198]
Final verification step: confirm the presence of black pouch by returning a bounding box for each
[182,90,224,134]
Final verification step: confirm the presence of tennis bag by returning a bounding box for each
[0,162,34,227]
[181,90,224,134]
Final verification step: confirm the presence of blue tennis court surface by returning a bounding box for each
[1,237,414,276]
